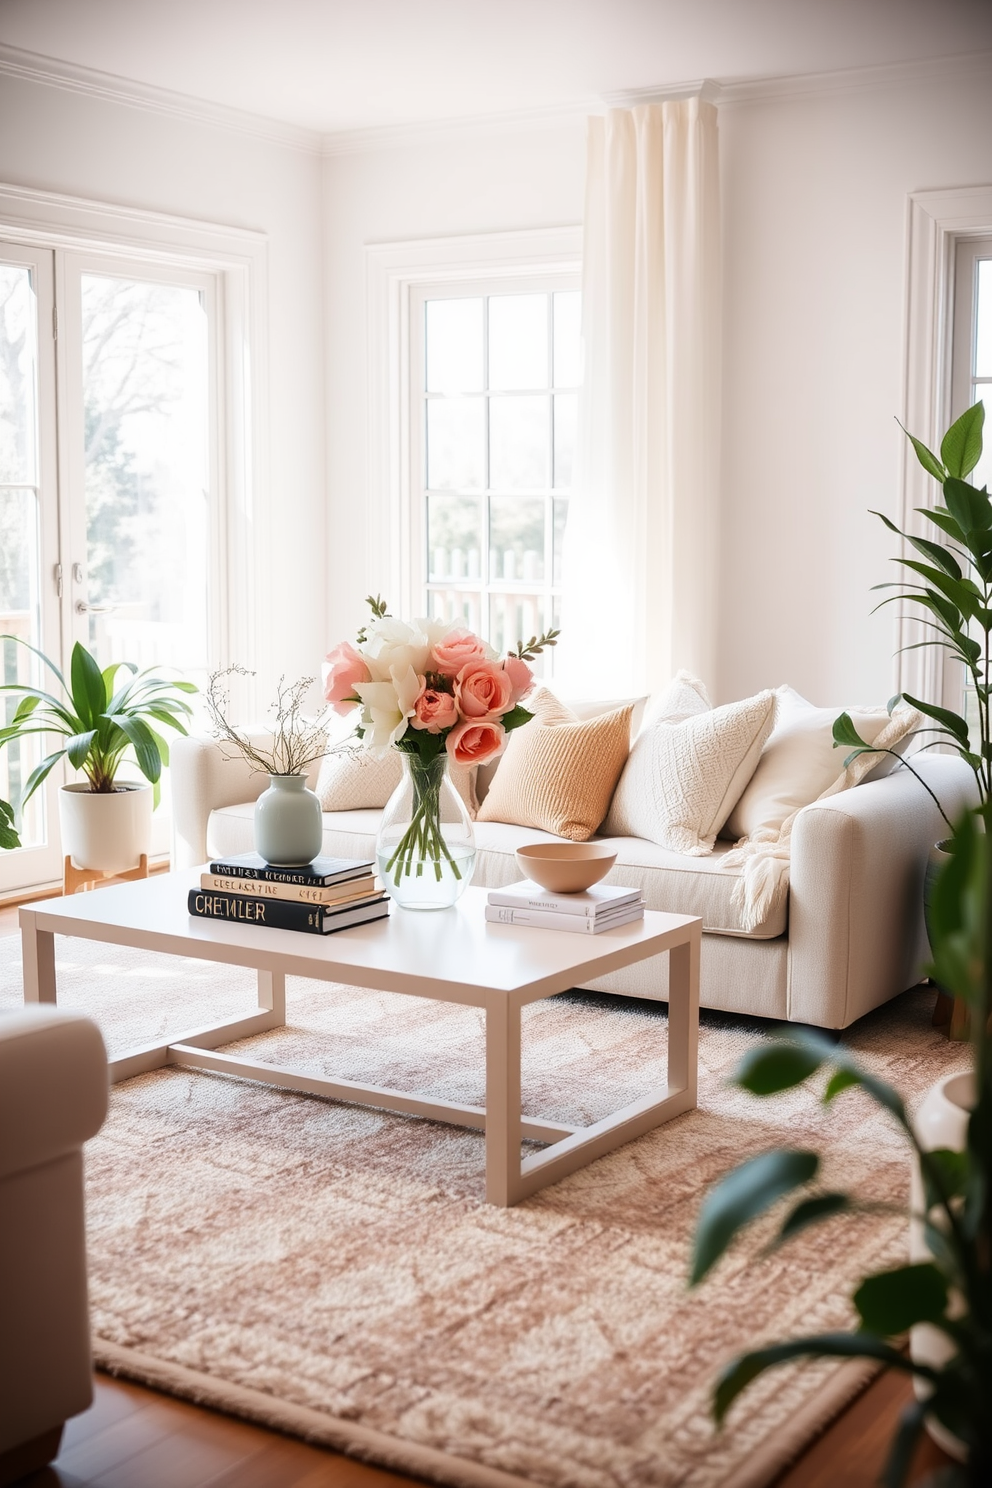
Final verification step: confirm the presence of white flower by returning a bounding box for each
[353,664,422,754]
[361,616,454,683]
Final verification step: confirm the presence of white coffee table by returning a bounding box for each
[20,872,700,1206]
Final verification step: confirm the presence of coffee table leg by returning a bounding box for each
[21,920,57,1004]
[485,993,522,1206]
[256,969,286,1022]
[667,929,700,1107]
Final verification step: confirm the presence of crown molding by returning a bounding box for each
[0,42,322,154]
[717,47,992,107]
[3,38,989,161]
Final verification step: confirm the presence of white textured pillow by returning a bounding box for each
[603,680,776,855]
[723,686,920,841]
[317,746,478,817]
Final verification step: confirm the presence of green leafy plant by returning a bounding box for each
[0,636,197,800]
[0,798,20,849]
[834,403,990,817]
[689,808,991,1485]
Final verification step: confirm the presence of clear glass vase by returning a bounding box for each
[376,750,476,910]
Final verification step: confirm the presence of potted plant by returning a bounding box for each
[0,636,196,874]
[832,402,990,1037]
[689,804,990,1483]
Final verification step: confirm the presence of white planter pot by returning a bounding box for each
[58,782,153,874]
[910,1069,975,1462]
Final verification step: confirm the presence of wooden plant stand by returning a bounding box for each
[63,854,149,896]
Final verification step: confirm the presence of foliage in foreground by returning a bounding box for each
[690,809,992,1486]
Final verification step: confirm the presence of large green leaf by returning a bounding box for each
[0,633,66,689]
[897,560,981,620]
[713,1332,924,1425]
[939,400,985,480]
[108,714,163,783]
[774,1192,851,1244]
[902,533,963,580]
[901,693,971,748]
[833,712,872,750]
[733,1042,823,1095]
[65,729,98,771]
[22,749,66,803]
[690,1148,818,1285]
[0,797,20,850]
[69,642,107,727]
[853,1263,949,1335]
[922,506,968,543]
[900,425,947,482]
[943,477,992,538]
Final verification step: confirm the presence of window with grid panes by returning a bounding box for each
[416,287,580,673]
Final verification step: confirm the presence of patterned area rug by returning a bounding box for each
[0,933,969,1488]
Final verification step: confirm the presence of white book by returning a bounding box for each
[485,903,645,935]
[486,879,642,918]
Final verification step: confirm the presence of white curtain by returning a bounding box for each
[559,99,721,699]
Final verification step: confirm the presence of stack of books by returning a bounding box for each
[484,880,645,934]
[188,852,388,936]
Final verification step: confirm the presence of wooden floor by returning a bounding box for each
[4,897,955,1486]
[13,1364,953,1488]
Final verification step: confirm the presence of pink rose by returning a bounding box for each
[323,641,371,716]
[431,629,490,678]
[454,660,513,719]
[410,683,458,733]
[446,718,505,766]
[502,655,534,706]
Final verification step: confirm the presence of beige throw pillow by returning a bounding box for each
[476,689,634,842]
[317,745,478,817]
[723,686,921,842]
[603,680,776,855]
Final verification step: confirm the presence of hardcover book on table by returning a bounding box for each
[206,852,374,888]
[188,886,389,935]
[484,902,645,934]
[486,880,642,918]
[200,872,377,906]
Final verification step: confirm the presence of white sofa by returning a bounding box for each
[171,733,972,1029]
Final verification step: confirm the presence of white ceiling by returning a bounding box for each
[1,0,991,137]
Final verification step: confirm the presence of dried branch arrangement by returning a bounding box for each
[205,666,338,776]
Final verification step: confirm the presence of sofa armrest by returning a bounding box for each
[0,1008,108,1182]
[787,755,976,1027]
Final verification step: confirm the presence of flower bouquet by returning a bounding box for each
[324,597,556,907]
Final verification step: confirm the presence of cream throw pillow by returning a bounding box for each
[316,745,478,817]
[476,689,634,842]
[723,686,921,842]
[603,677,776,854]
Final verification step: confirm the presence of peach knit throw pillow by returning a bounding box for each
[476,689,634,842]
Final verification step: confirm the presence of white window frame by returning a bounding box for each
[0,182,268,695]
[900,186,992,713]
[366,227,582,619]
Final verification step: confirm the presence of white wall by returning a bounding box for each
[324,64,992,708]
[0,72,327,697]
[321,121,586,650]
[717,64,992,706]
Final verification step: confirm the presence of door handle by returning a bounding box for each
[75,601,117,614]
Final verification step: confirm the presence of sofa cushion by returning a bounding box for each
[723,686,921,841]
[476,690,634,841]
[603,683,776,854]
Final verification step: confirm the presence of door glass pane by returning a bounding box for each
[489,592,545,657]
[488,295,548,391]
[426,299,483,393]
[0,265,45,848]
[489,395,548,490]
[81,275,209,675]
[0,266,38,485]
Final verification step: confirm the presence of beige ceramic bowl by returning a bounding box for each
[515,842,618,894]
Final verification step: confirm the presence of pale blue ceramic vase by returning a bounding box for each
[254,774,323,866]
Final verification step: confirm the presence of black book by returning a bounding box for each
[206,851,374,888]
[188,887,389,935]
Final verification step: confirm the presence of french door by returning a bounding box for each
[0,243,221,894]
